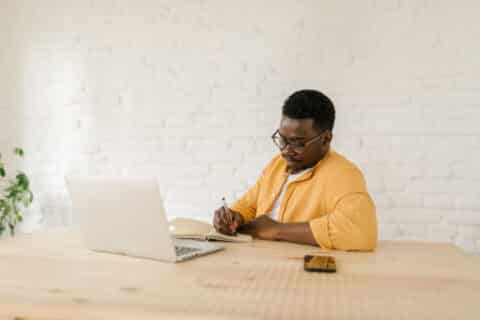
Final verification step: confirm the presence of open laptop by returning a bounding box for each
[65,176,224,263]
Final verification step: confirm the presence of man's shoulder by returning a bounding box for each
[321,150,365,179]
[310,150,369,195]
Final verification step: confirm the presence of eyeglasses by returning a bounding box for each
[271,129,324,153]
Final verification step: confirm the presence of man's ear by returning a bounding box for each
[323,130,333,144]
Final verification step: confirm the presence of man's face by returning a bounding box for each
[277,116,332,171]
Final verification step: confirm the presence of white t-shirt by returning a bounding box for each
[269,168,310,221]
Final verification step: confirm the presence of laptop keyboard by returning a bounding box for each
[175,246,201,256]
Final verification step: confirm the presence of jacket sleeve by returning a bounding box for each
[309,168,378,251]
[309,193,377,251]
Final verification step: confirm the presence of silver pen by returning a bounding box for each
[222,197,228,209]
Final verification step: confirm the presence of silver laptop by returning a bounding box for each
[65,176,224,263]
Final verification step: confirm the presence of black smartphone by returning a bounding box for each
[304,255,336,273]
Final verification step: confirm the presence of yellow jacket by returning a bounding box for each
[230,150,377,251]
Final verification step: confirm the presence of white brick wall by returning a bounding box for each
[1,0,480,253]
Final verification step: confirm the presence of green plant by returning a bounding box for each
[0,148,34,237]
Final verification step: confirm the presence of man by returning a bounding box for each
[213,89,377,251]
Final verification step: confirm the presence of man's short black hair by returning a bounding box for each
[282,89,335,131]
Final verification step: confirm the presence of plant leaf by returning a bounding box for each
[16,173,30,190]
[14,148,24,158]
[2,204,11,219]
[0,148,32,239]
[22,195,31,208]
[0,201,6,219]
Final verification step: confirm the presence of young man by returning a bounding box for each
[213,89,377,251]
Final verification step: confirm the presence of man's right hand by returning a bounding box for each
[213,207,244,236]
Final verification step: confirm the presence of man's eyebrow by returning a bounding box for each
[279,132,306,141]
[287,135,307,141]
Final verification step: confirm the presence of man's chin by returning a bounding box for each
[285,160,303,171]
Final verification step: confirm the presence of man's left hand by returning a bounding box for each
[238,215,282,241]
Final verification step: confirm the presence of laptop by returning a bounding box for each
[65,176,224,263]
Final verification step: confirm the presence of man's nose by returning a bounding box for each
[282,144,296,155]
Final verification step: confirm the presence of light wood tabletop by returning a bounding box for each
[0,228,479,320]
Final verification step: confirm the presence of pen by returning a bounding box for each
[222,197,228,209]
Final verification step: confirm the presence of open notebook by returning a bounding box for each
[169,217,252,243]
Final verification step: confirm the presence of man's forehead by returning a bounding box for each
[280,117,316,136]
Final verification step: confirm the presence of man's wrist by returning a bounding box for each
[273,222,318,246]
[273,222,287,241]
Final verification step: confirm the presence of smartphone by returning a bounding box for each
[304,255,336,273]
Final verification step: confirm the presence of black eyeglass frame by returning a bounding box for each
[271,129,325,153]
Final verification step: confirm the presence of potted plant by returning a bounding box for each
[0,148,34,237]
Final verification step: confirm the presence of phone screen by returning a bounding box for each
[304,255,336,273]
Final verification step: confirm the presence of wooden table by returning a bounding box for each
[0,229,479,320]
